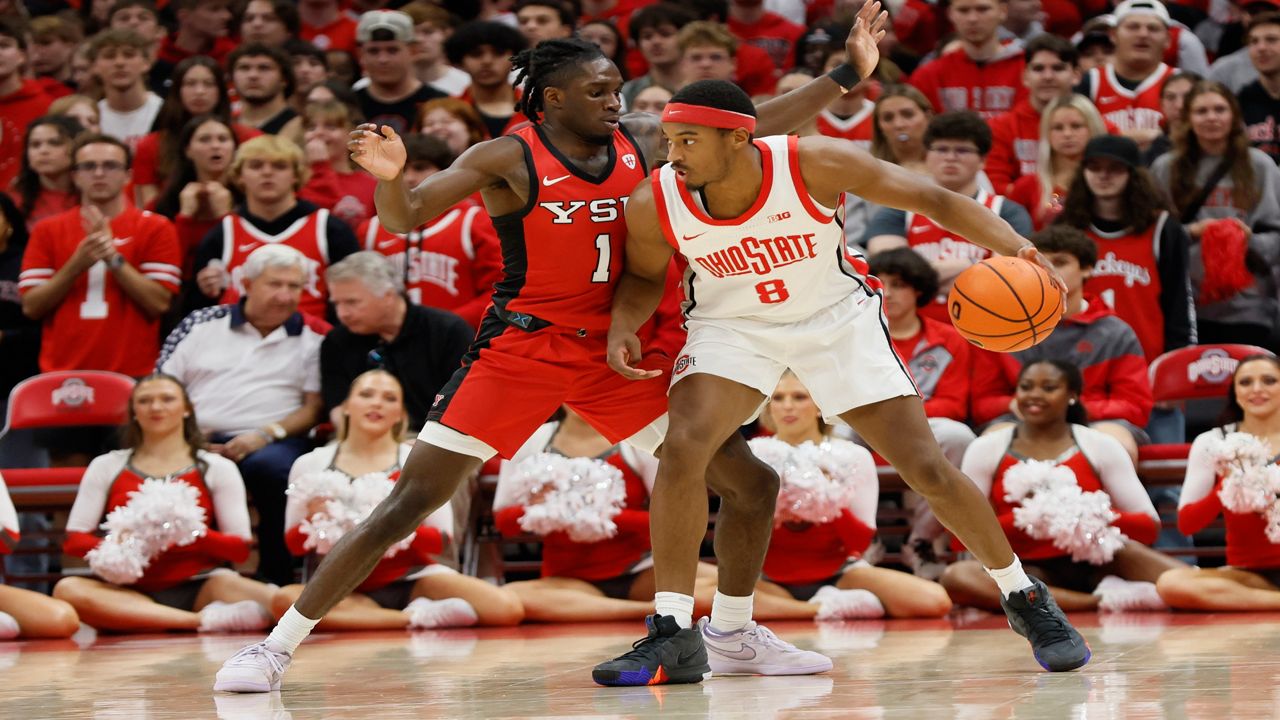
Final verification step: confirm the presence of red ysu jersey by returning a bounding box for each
[493,124,646,333]
[357,204,503,329]
[19,206,181,376]
[1084,214,1168,360]
[1087,63,1175,133]
[218,209,334,318]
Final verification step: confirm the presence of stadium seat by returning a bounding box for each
[1147,344,1274,403]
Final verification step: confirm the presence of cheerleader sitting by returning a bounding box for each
[0,471,80,639]
[273,370,523,629]
[941,360,1184,612]
[495,407,719,622]
[750,372,954,621]
[1157,355,1280,611]
[54,374,275,633]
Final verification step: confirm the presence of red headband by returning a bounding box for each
[661,102,757,133]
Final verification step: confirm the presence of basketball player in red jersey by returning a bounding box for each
[214,3,893,693]
[600,79,1089,680]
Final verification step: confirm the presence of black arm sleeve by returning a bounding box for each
[1158,216,1197,351]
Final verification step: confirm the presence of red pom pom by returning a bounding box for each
[1198,219,1253,305]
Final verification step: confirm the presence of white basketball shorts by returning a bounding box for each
[670,291,920,421]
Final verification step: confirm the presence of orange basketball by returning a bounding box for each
[946,256,1064,352]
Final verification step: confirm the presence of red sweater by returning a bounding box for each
[891,316,971,422]
[762,510,876,585]
[494,453,652,581]
[908,43,1027,119]
[969,296,1153,428]
[0,79,54,190]
[728,12,805,72]
[985,98,1042,193]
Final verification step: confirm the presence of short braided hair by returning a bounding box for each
[511,38,607,123]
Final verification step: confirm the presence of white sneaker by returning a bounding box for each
[809,586,887,620]
[214,641,292,693]
[200,601,273,633]
[697,618,833,676]
[1094,577,1168,613]
[0,611,19,640]
[403,597,479,630]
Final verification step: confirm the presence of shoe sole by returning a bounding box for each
[592,664,712,687]
[708,659,834,676]
[213,677,281,693]
[1036,643,1092,673]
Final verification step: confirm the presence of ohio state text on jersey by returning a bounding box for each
[653,134,874,323]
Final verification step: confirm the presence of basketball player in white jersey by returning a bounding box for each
[596,80,1090,681]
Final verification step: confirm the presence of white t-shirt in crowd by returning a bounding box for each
[98,93,164,150]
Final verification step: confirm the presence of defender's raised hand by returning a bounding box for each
[845,1,889,82]
[348,123,408,182]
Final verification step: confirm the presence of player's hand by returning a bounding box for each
[1017,245,1068,302]
[349,124,407,182]
[844,1,889,82]
[607,330,663,380]
[197,260,230,298]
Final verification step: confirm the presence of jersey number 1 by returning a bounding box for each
[80,262,109,319]
[591,234,611,283]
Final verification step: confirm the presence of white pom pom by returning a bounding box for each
[1213,433,1280,515]
[749,438,861,526]
[507,454,627,543]
[88,477,209,585]
[293,471,414,558]
[1005,459,1125,565]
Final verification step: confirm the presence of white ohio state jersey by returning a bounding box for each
[655,134,874,323]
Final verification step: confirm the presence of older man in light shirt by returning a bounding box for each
[158,244,324,585]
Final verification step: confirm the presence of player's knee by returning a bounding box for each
[711,460,779,513]
[659,426,719,472]
[897,450,956,497]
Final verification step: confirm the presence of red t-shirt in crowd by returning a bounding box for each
[19,206,181,375]
[728,12,806,72]
[0,79,54,191]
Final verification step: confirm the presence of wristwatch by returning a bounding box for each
[106,252,125,270]
[266,422,287,440]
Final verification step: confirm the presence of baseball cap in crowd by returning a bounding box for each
[1113,0,1171,25]
[1083,135,1140,169]
[357,10,414,43]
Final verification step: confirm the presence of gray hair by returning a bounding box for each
[243,244,308,281]
[325,251,404,297]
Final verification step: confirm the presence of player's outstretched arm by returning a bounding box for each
[799,136,1067,293]
[753,1,887,136]
[349,124,522,234]
[608,181,675,381]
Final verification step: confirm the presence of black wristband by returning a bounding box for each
[826,63,861,91]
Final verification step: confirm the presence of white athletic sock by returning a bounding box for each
[654,591,695,629]
[264,605,319,654]
[709,591,753,633]
[985,557,1035,598]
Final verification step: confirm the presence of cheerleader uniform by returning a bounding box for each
[63,449,252,610]
[493,422,657,600]
[958,424,1160,590]
[0,472,18,553]
[1179,425,1280,585]
[285,443,453,609]
[758,439,879,600]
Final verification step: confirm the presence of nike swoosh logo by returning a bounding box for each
[111,236,132,246]
[238,244,259,252]
[676,646,705,665]
[710,643,756,661]
[377,239,399,249]
[682,232,706,241]
[543,174,571,186]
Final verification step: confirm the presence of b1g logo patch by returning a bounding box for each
[674,355,696,375]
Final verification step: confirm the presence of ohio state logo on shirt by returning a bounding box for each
[407,249,462,296]
[52,378,95,408]
[1092,251,1152,287]
[692,233,819,279]
[910,236,990,264]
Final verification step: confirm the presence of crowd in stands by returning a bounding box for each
[0,0,1279,638]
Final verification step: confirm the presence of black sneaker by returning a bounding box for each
[592,615,712,686]
[1001,578,1091,672]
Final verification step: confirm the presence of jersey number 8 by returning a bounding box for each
[755,279,790,304]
